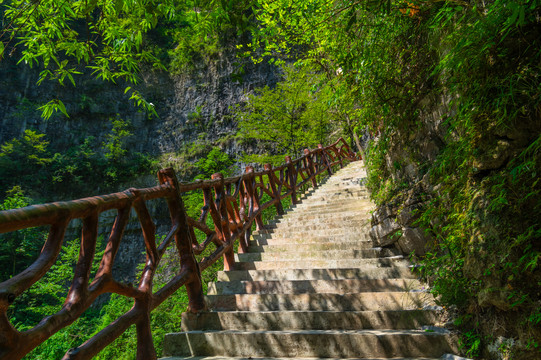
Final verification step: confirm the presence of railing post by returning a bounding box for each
[285,156,298,205]
[211,173,235,271]
[237,181,249,254]
[158,169,206,313]
[135,302,156,360]
[304,149,318,188]
[318,144,333,176]
[244,166,264,231]
[264,164,285,215]
[337,148,344,168]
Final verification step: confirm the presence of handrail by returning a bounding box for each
[0,137,358,360]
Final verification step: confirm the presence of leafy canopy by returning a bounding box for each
[0,0,255,118]
[235,63,333,159]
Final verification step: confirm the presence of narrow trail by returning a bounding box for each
[161,161,458,360]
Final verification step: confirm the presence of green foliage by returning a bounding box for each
[1,0,255,117]
[100,117,155,185]
[194,147,235,179]
[0,188,45,282]
[0,130,52,196]
[242,153,286,167]
[0,119,155,200]
[235,63,335,158]
[460,328,483,358]
[12,236,89,329]
[166,0,255,72]
[51,136,103,189]
[103,118,133,162]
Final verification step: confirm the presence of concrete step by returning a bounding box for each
[208,279,424,295]
[264,218,370,230]
[299,189,368,197]
[261,226,370,238]
[274,212,370,224]
[162,329,456,358]
[284,198,372,207]
[295,194,370,203]
[253,231,371,241]
[181,309,442,331]
[236,249,382,262]
[217,267,417,282]
[250,233,372,244]
[162,357,440,360]
[282,202,373,213]
[247,241,376,252]
[233,257,410,270]
[206,291,435,311]
[264,223,370,234]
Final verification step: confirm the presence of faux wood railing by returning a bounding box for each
[0,137,358,360]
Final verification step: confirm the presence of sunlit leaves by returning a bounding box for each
[235,63,333,157]
[0,0,177,117]
[38,99,69,120]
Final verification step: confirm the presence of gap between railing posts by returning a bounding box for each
[0,137,359,360]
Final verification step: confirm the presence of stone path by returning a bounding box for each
[161,161,457,359]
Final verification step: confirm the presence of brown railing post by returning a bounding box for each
[285,156,298,205]
[264,164,285,215]
[244,166,264,230]
[211,173,235,271]
[304,149,318,188]
[337,149,344,168]
[135,303,156,360]
[318,144,333,176]
[158,169,206,313]
[132,195,158,360]
[237,182,249,254]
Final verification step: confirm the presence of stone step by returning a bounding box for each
[296,194,370,203]
[207,279,424,295]
[255,226,371,235]
[300,188,368,196]
[236,249,382,262]
[265,218,370,229]
[253,231,371,241]
[283,202,373,213]
[162,329,456,358]
[206,291,435,311]
[247,241,376,253]
[181,309,442,331]
[217,267,417,282]
[274,212,369,224]
[285,197,371,207]
[264,221,370,231]
[162,357,440,360]
[261,228,370,238]
[250,233,372,244]
[233,257,410,270]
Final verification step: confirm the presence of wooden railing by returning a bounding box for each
[0,138,358,360]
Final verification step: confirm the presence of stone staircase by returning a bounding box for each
[161,161,457,359]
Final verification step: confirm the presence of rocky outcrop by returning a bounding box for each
[0,47,280,157]
[369,175,434,257]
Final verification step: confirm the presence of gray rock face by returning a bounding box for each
[369,176,433,257]
[396,227,432,256]
[369,218,401,247]
[0,48,280,158]
[397,204,422,226]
